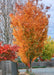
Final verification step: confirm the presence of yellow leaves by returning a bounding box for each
[48,36,51,40]
[42,36,54,60]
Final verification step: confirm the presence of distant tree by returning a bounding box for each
[0,0,13,44]
[41,36,54,61]
[0,0,27,44]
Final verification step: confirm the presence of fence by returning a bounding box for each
[0,61,54,75]
[0,61,18,75]
[18,61,54,68]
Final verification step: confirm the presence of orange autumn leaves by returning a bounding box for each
[10,0,49,66]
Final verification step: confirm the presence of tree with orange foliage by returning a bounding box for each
[10,0,50,72]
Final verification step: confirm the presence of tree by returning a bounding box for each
[0,0,13,44]
[10,0,49,72]
[0,0,21,44]
[41,36,54,61]
[0,42,19,61]
[0,0,28,44]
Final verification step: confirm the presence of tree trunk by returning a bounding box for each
[17,63,20,74]
[26,66,29,73]
[30,59,32,72]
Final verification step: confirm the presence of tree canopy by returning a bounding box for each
[10,0,49,66]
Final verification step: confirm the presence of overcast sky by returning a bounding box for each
[40,0,54,39]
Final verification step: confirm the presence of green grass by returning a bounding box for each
[32,66,46,68]
[18,67,26,69]
[18,66,46,69]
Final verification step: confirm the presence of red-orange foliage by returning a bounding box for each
[10,0,49,66]
[0,42,19,61]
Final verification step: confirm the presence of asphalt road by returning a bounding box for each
[0,67,54,75]
[19,67,54,75]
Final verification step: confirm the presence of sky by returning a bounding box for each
[40,0,54,39]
